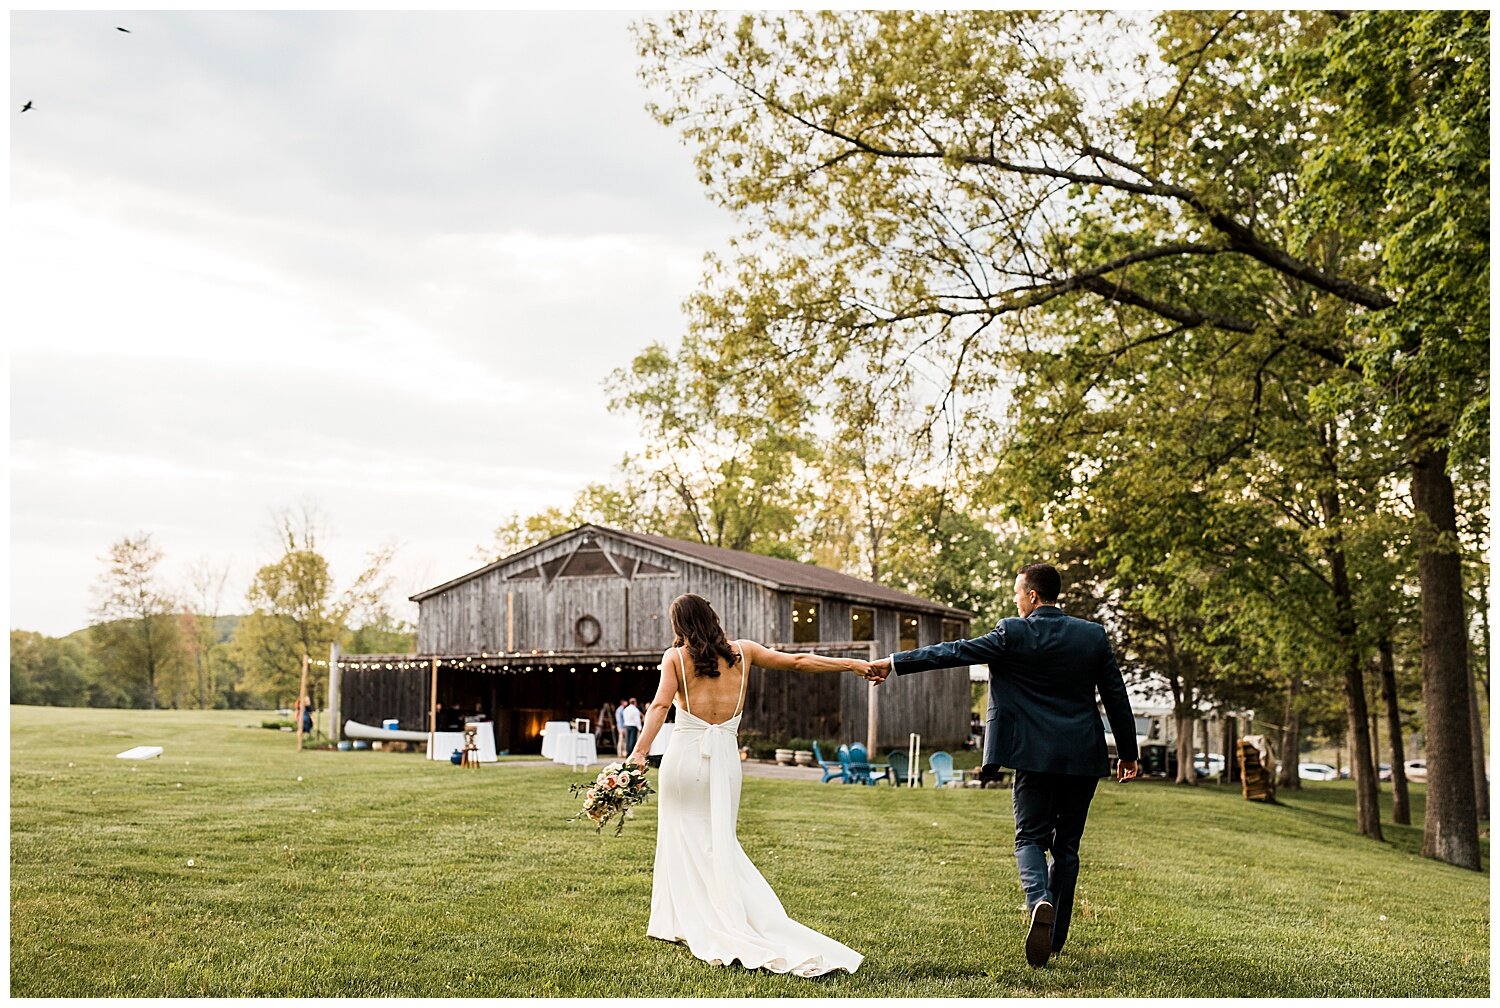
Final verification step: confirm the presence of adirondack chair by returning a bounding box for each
[882,749,924,787]
[846,742,876,785]
[929,750,962,788]
[813,740,845,783]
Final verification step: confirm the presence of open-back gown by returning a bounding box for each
[646,644,863,977]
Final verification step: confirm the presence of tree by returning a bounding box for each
[1290,9,1489,864]
[90,533,182,709]
[230,509,400,703]
[607,340,821,555]
[10,631,96,707]
[477,484,657,563]
[635,9,1486,867]
[181,557,232,709]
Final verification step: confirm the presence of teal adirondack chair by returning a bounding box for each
[846,742,876,785]
[813,740,845,783]
[882,750,924,787]
[929,750,962,788]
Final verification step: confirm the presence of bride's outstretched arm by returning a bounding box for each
[739,640,875,678]
[628,650,679,767]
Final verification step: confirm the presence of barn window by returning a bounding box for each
[850,606,874,642]
[631,558,674,576]
[556,543,619,577]
[941,619,965,643]
[899,612,920,651]
[791,596,820,644]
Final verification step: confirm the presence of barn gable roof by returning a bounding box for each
[411,523,971,618]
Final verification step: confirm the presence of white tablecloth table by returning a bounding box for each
[552,730,597,768]
[540,721,572,760]
[426,721,498,763]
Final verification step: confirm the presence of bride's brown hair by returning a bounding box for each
[669,594,739,679]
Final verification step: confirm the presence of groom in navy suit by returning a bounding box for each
[867,563,1139,968]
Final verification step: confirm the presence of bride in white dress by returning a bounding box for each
[627,593,870,977]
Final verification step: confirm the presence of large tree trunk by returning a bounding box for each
[1411,448,1481,870]
[1378,637,1411,826]
[1278,677,1301,790]
[1174,709,1197,785]
[1321,487,1382,840]
[1222,714,1240,784]
[1474,573,1490,821]
[1468,658,1488,822]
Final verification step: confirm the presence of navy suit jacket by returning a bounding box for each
[892,606,1139,777]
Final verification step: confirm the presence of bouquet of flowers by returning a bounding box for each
[569,760,654,836]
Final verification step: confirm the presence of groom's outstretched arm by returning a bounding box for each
[888,623,1007,677]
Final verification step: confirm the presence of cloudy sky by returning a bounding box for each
[10,11,738,636]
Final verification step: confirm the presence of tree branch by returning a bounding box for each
[732,70,1398,312]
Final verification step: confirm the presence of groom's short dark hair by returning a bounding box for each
[1019,563,1061,602]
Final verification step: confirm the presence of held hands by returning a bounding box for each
[849,658,890,684]
[1116,759,1139,783]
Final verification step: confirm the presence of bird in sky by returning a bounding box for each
[21,101,33,112]
[116,26,131,33]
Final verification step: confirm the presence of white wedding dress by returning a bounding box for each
[646,645,863,977]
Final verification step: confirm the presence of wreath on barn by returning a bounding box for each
[574,614,602,647]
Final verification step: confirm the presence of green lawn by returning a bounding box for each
[9,705,1489,997]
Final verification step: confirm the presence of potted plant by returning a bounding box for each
[774,746,795,765]
[790,738,815,766]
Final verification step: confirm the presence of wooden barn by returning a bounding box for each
[335,524,973,754]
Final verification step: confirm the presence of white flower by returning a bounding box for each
[296,776,303,782]
[187,859,195,867]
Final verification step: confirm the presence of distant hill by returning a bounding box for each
[59,615,244,646]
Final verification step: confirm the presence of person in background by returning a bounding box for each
[615,698,628,756]
[623,697,644,755]
[299,696,314,736]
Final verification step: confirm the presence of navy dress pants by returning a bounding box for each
[1011,769,1099,953]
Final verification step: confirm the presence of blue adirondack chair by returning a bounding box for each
[846,742,875,785]
[813,740,845,783]
[929,750,962,788]
[882,750,924,787]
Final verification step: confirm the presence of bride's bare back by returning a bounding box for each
[671,641,748,725]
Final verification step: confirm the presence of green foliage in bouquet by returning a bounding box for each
[569,761,655,836]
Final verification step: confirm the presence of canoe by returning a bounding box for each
[342,719,429,743]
